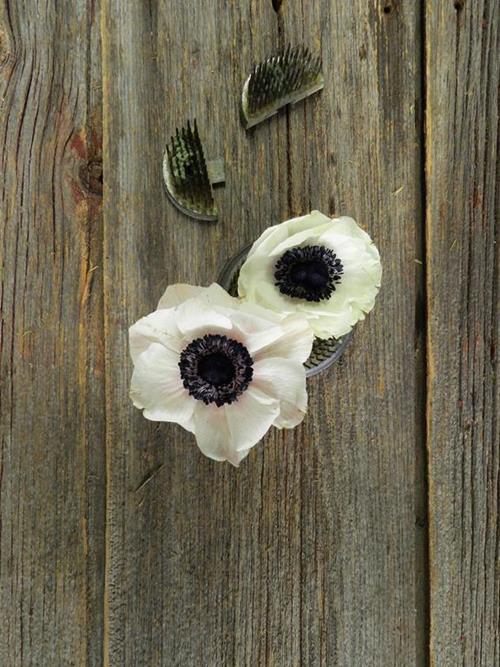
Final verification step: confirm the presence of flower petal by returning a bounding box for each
[237,211,382,339]
[246,210,332,259]
[192,388,280,466]
[268,222,337,258]
[225,387,280,454]
[175,297,233,336]
[227,301,289,353]
[327,215,375,243]
[129,308,182,361]
[130,342,196,427]
[202,282,240,307]
[192,404,236,463]
[158,282,236,310]
[253,357,308,428]
[158,283,205,310]
[251,315,314,363]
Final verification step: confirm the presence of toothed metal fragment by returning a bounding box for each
[242,45,324,129]
[163,120,218,221]
[206,158,226,186]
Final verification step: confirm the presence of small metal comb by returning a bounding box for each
[163,120,224,222]
[242,45,324,129]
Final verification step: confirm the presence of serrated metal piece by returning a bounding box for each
[242,45,324,129]
[163,120,222,222]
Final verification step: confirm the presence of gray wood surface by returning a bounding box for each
[101,2,423,665]
[426,1,499,666]
[0,1,104,665]
[0,1,497,665]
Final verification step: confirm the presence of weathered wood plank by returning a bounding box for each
[102,1,424,665]
[426,1,499,665]
[0,1,104,664]
[281,2,427,664]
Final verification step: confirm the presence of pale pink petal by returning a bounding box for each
[253,357,308,428]
[130,343,196,427]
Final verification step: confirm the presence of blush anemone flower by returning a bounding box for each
[238,211,382,339]
[129,283,314,466]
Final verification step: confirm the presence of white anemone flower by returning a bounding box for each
[129,283,314,466]
[238,211,382,339]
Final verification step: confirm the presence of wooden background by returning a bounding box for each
[0,1,498,665]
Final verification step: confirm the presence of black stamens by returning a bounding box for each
[198,352,235,386]
[274,245,343,302]
[179,334,253,406]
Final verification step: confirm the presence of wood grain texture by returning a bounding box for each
[0,1,104,665]
[426,1,499,665]
[1,0,498,664]
[101,1,424,665]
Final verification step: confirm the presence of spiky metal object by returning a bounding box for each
[242,45,324,129]
[163,120,224,222]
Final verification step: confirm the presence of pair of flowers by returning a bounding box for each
[129,211,382,465]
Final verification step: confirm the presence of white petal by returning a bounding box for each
[238,255,274,299]
[158,282,236,310]
[129,308,182,362]
[251,315,314,363]
[130,342,196,427]
[227,302,292,354]
[237,212,382,340]
[236,298,284,324]
[251,280,296,313]
[268,222,336,257]
[175,297,233,336]
[246,210,332,259]
[202,282,240,307]
[285,210,332,234]
[253,357,308,428]
[192,389,279,466]
[225,387,280,453]
[192,404,235,463]
[328,215,374,243]
[157,284,205,310]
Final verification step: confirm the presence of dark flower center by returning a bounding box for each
[198,352,235,385]
[179,334,253,407]
[274,245,343,302]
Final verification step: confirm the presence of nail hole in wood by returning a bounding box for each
[453,0,464,10]
[383,4,392,14]
[272,0,284,12]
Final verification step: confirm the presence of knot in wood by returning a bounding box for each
[0,26,15,68]
[79,159,103,196]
